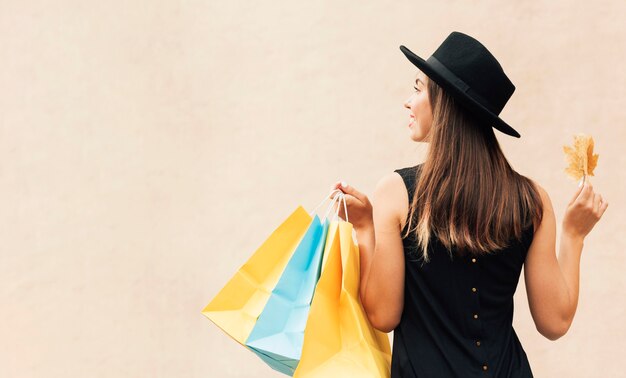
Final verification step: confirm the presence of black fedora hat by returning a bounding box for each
[400,31,520,138]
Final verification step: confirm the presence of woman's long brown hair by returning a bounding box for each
[402,76,543,263]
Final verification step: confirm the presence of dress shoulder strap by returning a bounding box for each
[393,164,423,202]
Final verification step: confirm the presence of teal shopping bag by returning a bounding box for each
[245,191,343,375]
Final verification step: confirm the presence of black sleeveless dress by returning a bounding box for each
[391,164,535,378]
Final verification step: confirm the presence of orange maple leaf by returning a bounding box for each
[563,133,599,182]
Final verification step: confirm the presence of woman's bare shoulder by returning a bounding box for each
[524,177,553,234]
[373,171,410,230]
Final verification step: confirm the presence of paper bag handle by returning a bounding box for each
[310,189,349,223]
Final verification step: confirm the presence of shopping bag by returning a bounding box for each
[294,199,392,377]
[201,206,312,345]
[245,191,345,375]
[245,215,329,375]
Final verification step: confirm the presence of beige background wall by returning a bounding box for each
[1,1,624,377]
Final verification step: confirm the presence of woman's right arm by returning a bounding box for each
[524,179,608,340]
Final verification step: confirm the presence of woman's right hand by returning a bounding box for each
[562,176,609,240]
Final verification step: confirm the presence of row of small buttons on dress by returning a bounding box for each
[471,257,488,372]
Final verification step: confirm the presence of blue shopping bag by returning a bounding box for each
[245,191,343,375]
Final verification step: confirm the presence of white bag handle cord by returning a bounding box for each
[309,188,349,223]
[331,191,349,223]
[310,188,344,216]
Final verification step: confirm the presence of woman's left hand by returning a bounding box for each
[328,181,374,231]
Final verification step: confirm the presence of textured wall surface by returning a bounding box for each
[1,1,624,377]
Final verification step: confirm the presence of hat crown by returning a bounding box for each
[431,32,515,114]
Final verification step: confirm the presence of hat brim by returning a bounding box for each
[399,45,520,138]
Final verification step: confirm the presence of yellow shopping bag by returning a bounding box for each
[201,206,312,345]
[294,217,392,377]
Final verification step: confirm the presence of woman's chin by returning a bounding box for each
[408,124,430,142]
[409,130,425,142]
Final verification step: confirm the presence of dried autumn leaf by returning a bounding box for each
[563,133,599,181]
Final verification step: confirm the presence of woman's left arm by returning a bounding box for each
[331,173,407,333]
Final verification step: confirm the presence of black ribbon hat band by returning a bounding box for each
[426,56,497,115]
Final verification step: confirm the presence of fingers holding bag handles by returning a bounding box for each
[328,181,374,231]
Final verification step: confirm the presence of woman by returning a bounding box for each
[330,31,608,377]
